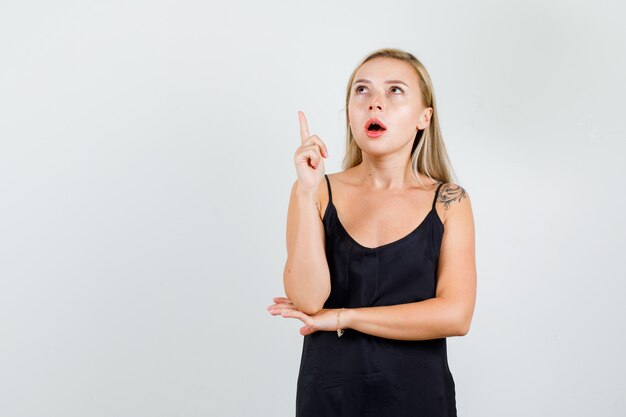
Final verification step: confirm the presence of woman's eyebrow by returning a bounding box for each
[353,79,409,87]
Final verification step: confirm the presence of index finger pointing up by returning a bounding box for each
[298,111,310,144]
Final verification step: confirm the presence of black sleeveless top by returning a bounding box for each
[296,174,457,417]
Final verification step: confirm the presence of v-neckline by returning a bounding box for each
[323,200,442,251]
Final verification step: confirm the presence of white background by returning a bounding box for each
[1,1,624,416]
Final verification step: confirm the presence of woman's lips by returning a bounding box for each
[364,118,387,138]
[366,129,386,138]
[365,118,387,129]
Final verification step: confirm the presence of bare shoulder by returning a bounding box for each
[436,182,473,226]
[317,171,345,220]
[288,173,336,221]
[438,182,470,209]
[317,170,359,219]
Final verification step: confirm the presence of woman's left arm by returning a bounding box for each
[342,189,476,341]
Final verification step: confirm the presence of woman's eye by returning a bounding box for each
[389,86,404,94]
[355,85,367,94]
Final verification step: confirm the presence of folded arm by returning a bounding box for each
[342,186,476,341]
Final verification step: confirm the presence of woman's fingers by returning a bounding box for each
[305,149,321,169]
[267,305,291,316]
[267,296,294,314]
[267,308,284,316]
[295,137,327,170]
[301,135,328,158]
[295,146,323,170]
[298,113,328,158]
[267,304,287,315]
[281,309,316,328]
[299,325,316,336]
[298,111,310,144]
[267,301,320,335]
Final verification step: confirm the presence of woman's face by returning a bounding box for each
[348,57,432,157]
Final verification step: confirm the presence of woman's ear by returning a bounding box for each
[417,108,433,130]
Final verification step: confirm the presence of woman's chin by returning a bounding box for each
[358,146,403,159]
[355,137,409,156]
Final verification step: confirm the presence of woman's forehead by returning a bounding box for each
[354,57,419,86]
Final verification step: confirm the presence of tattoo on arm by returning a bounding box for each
[438,184,467,210]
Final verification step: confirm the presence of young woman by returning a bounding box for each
[267,48,476,416]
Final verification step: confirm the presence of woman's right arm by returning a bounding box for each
[282,179,331,315]
[282,111,331,315]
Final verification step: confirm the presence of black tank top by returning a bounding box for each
[296,174,457,417]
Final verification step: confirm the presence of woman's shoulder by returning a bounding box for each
[324,167,361,187]
[433,181,472,229]
[316,171,343,220]
[436,181,470,210]
[314,170,357,220]
[287,172,345,222]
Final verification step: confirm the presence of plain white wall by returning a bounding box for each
[1,0,624,416]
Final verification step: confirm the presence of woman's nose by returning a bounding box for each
[369,96,383,111]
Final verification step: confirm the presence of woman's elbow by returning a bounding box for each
[456,323,470,336]
[455,313,473,336]
[300,286,331,315]
[283,281,330,316]
[291,296,327,316]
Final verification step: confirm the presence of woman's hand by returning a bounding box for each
[267,296,339,336]
[294,111,329,194]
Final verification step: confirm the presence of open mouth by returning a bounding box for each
[365,118,387,132]
[364,118,387,137]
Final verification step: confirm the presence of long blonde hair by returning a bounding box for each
[342,48,457,186]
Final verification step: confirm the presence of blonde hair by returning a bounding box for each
[342,48,457,186]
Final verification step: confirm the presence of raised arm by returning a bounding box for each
[282,112,331,315]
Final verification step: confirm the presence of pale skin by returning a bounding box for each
[268,57,476,341]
